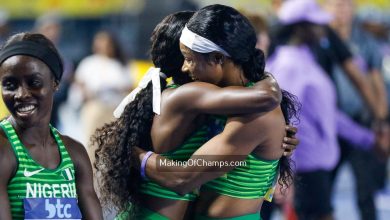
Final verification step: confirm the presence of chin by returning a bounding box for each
[12,114,46,128]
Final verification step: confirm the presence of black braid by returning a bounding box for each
[92,79,167,216]
[91,11,194,216]
[278,90,301,193]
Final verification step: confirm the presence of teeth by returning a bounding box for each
[18,105,35,113]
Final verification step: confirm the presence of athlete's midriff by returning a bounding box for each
[195,191,264,218]
[140,194,193,220]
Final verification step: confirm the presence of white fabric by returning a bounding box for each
[113,67,164,118]
[180,26,230,57]
[74,54,133,106]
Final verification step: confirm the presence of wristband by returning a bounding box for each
[141,151,154,180]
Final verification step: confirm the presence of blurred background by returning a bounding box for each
[1,0,388,66]
[0,0,389,219]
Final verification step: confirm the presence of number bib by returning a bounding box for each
[24,198,82,219]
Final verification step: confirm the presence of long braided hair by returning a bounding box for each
[91,11,194,215]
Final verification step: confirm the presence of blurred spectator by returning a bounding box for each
[34,12,75,128]
[268,1,386,121]
[73,30,133,161]
[266,0,388,219]
[359,6,390,115]
[244,10,292,220]
[0,9,10,119]
[244,12,271,56]
[325,1,389,219]
[0,9,10,44]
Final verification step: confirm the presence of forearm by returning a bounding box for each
[139,119,259,195]
[370,70,388,119]
[143,153,231,195]
[202,82,281,115]
[342,59,381,119]
[79,191,103,220]
[336,110,375,150]
[139,134,248,195]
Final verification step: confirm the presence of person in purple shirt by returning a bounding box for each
[265,0,389,219]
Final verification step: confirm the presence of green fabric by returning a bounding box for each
[201,82,280,199]
[201,157,279,199]
[166,83,180,89]
[245,81,255,87]
[139,122,210,201]
[140,83,226,201]
[195,212,261,220]
[2,120,78,220]
[115,206,170,220]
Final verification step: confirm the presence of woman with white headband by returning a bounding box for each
[93,9,298,220]
[133,5,300,220]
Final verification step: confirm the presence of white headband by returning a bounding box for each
[113,67,167,118]
[180,26,230,57]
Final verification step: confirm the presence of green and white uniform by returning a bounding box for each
[196,82,280,220]
[139,84,226,202]
[1,120,81,220]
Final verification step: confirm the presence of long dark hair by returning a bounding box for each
[92,11,194,215]
[187,4,298,189]
[186,4,266,82]
[279,90,300,191]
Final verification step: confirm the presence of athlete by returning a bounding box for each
[0,33,103,220]
[135,5,298,220]
[93,10,298,220]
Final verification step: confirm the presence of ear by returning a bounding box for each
[53,80,59,92]
[211,52,225,65]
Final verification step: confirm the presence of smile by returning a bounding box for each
[15,104,37,116]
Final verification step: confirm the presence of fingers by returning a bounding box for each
[283,150,293,157]
[285,125,298,136]
[283,137,299,147]
[283,125,299,157]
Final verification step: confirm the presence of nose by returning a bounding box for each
[15,85,32,100]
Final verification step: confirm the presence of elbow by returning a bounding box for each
[257,88,281,112]
[271,88,283,107]
[167,177,193,195]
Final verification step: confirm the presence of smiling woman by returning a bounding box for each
[0,33,103,220]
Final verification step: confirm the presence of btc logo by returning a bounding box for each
[24,198,82,219]
[45,199,73,218]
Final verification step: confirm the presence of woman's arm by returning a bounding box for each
[63,137,103,220]
[134,124,298,194]
[341,59,386,120]
[369,69,388,120]
[0,139,16,220]
[170,74,281,115]
[138,114,267,195]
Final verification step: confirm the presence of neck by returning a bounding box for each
[9,117,52,147]
[220,61,249,87]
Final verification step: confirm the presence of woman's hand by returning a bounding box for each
[283,125,299,157]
